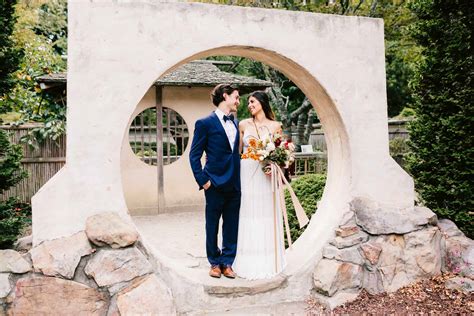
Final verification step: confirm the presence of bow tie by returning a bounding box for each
[223,114,234,122]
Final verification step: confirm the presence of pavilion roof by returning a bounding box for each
[36,60,272,91]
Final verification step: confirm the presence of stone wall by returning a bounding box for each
[312,197,473,305]
[1,207,472,314]
[0,213,176,315]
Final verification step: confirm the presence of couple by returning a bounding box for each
[189,83,287,280]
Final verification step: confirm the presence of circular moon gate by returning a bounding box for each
[31,1,414,309]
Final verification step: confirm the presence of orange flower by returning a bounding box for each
[248,138,257,148]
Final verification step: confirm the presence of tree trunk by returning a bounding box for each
[304,109,317,146]
[295,113,307,151]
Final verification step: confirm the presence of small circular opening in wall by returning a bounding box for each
[129,107,189,166]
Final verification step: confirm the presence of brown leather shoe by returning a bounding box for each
[209,265,222,278]
[222,265,236,279]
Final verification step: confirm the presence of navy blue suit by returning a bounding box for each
[189,111,241,267]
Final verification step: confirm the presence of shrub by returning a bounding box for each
[0,129,29,249]
[407,0,473,238]
[0,199,31,249]
[285,173,326,245]
[398,107,416,118]
[389,137,410,170]
[0,130,27,192]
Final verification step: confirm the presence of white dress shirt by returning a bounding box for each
[215,108,237,151]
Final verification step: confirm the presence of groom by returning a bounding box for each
[189,83,241,279]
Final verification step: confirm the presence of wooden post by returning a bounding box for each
[155,86,165,213]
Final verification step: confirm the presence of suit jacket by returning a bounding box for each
[189,112,240,192]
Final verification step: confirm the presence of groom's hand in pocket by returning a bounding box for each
[203,181,211,190]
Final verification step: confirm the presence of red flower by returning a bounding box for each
[275,138,282,147]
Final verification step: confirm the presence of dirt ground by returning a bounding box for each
[306,273,473,315]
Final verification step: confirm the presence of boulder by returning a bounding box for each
[360,242,382,265]
[322,245,364,265]
[404,226,442,276]
[461,245,474,278]
[313,259,362,297]
[445,277,474,294]
[362,270,383,294]
[374,234,405,268]
[438,219,465,238]
[374,227,442,292]
[0,274,11,299]
[30,231,93,279]
[329,231,369,249]
[339,211,356,226]
[335,225,359,238]
[14,235,32,252]
[373,235,411,292]
[7,276,108,315]
[117,274,176,315]
[444,235,473,277]
[85,247,152,287]
[351,197,438,234]
[0,250,31,274]
[86,212,139,248]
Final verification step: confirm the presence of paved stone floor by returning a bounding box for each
[133,212,286,294]
[133,211,287,289]
[134,211,208,269]
[133,212,311,314]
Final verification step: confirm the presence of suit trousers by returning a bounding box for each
[204,186,241,267]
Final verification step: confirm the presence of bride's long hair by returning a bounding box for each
[250,91,275,121]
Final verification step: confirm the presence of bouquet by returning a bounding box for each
[241,132,296,173]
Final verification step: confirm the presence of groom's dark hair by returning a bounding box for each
[211,83,239,106]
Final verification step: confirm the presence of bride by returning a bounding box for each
[232,91,287,280]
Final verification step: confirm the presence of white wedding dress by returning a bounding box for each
[233,129,287,280]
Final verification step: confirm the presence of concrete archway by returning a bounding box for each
[31,0,414,308]
[122,47,352,274]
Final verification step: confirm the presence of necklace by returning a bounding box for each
[253,118,264,140]
[253,118,273,141]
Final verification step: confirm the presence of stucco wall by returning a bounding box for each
[121,86,213,215]
[32,1,414,283]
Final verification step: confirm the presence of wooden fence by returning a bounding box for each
[1,119,409,203]
[301,118,410,152]
[0,124,66,203]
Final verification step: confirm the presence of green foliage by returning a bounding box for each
[0,0,23,102]
[407,0,473,238]
[34,0,67,56]
[398,107,416,118]
[0,0,67,143]
[0,129,27,193]
[0,129,29,249]
[131,142,179,156]
[285,173,326,245]
[206,1,420,117]
[0,198,31,249]
[0,111,21,124]
[389,137,410,169]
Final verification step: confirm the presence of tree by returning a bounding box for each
[0,130,26,192]
[0,129,29,249]
[0,0,67,143]
[212,56,315,148]
[0,0,23,108]
[407,0,473,238]
[34,0,68,56]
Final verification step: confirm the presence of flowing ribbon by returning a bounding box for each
[270,163,309,248]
